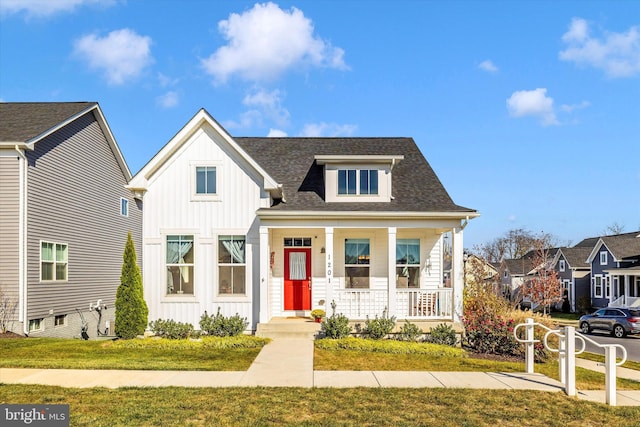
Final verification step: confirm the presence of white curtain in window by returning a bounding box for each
[222,239,245,264]
[289,252,306,280]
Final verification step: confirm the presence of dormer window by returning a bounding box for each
[338,169,378,195]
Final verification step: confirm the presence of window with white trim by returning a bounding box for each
[345,238,370,288]
[559,259,565,272]
[40,241,68,281]
[120,197,129,217]
[166,235,194,295]
[396,239,420,288]
[338,169,378,195]
[605,276,611,298]
[593,276,603,298]
[600,251,608,265]
[29,318,43,332]
[218,236,246,295]
[196,166,216,195]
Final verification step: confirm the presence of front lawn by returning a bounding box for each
[0,336,268,371]
[1,385,638,426]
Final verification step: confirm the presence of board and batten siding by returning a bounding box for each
[0,155,20,308]
[25,111,142,321]
[141,123,269,328]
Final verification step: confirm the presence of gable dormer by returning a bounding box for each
[315,154,403,203]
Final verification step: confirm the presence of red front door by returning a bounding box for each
[284,248,311,311]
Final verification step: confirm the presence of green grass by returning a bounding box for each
[0,337,268,371]
[1,385,638,426]
[577,351,640,371]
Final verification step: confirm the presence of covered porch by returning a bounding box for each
[256,216,468,325]
[606,266,640,308]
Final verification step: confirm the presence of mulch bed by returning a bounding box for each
[0,331,25,339]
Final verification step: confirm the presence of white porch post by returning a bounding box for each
[624,274,630,306]
[452,227,464,323]
[388,227,397,315]
[259,226,269,324]
[325,227,334,308]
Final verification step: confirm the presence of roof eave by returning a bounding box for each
[256,209,479,220]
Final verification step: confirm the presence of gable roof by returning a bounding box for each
[235,136,477,215]
[586,231,640,263]
[0,102,132,179]
[554,246,593,269]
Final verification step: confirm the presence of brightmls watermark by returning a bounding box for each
[1,405,69,426]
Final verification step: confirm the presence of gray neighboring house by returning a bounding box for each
[0,102,141,338]
[552,244,594,313]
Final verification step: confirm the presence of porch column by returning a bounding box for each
[624,275,630,305]
[452,227,464,323]
[259,226,269,324]
[388,227,397,315]
[325,227,334,309]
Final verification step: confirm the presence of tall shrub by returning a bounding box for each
[115,232,148,339]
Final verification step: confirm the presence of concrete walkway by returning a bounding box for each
[2,338,639,406]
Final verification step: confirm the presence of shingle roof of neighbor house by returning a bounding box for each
[558,246,593,268]
[600,232,640,260]
[235,137,476,213]
[0,102,96,143]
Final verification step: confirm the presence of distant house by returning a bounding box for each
[552,244,593,313]
[0,102,141,338]
[586,232,640,309]
[127,109,478,332]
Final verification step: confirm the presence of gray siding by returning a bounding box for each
[0,155,20,310]
[25,111,142,330]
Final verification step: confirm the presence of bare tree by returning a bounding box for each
[604,222,625,235]
[475,228,556,263]
[520,236,563,315]
[0,291,18,334]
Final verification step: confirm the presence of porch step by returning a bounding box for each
[255,318,322,339]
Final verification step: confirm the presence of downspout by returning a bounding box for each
[15,146,28,335]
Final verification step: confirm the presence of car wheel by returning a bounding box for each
[612,324,626,338]
[580,322,591,334]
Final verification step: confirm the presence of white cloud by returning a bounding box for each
[73,29,153,85]
[560,17,640,78]
[299,122,357,137]
[560,100,590,113]
[478,60,498,73]
[506,88,558,126]
[0,0,116,18]
[267,129,288,137]
[157,72,179,88]
[156,91,179,108]
[243,88,290,126]
[201,2,348,83]
[507,214,517,222]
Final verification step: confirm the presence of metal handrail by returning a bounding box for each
[574,331,628,366]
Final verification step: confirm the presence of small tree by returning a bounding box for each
[115,232,148,339]
[0,291,18,334]
[521,237,563,315]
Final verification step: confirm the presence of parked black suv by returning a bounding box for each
[579,308,640,338]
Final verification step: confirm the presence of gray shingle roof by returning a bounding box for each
[234,137,476,213]
[601,232,640,260]
[558,246,593,268]
[0,102,96,142]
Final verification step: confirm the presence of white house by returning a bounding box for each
[127,109,478,331]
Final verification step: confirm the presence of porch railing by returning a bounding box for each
[333,288,453,320]
[398,288,453,319]
[609,296,640,308]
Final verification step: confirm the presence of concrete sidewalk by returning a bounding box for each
[2,338,639,406]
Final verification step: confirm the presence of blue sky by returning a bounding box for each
[1,0,639,249]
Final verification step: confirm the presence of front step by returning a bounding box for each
[255,318,322,339]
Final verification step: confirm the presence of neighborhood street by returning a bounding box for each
[580,332,640,363]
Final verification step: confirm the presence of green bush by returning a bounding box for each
[149,319,195,339]
[316,337,466,358]
[321,301,352,339]
[199,308,248,337]
[397,320,423,342]
[360,308,396,340]
[426,323,458,346]
[115,232,148,339]
[112,335,269,350]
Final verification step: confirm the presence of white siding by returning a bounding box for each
[142,124,268,329]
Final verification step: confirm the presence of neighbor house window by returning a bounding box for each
[219,236,246,295]
[593,276,603,298]
[120,198,129,217]
[605,276,611,298]
[54,315,66,327]
[338,169,378,195]
[559,260,565,272]
[396,239,420,288]
[40,241,68,281]
[196,166,216,194]
[345,238,370,288]
[600,251,608,265]
[166,235,194,295]
[29,318,43,332]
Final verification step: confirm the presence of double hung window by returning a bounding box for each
[166,235,194,295]
[41,242,68,281]
[345,238,370,288]
[219,236,246,295]
[196,166,217,195]
[396,239,420,288]
[338,169,378,195]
